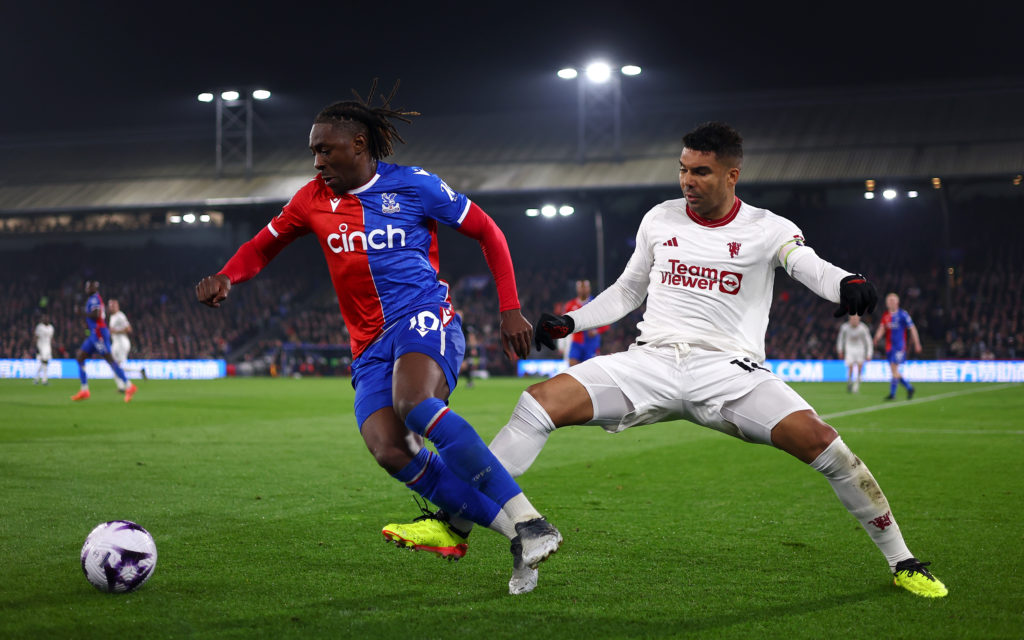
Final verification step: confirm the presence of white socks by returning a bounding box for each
[810,437,914,570]
[489,392,558,478]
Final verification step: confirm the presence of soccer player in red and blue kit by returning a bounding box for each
[563,279,609,364]
[71,281,137,403]
[195,85,561,590]
[874,292,922,400]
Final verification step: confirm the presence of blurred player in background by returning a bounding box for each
[463,122,944,598]
[195,82,561,591]
[836,314,872,392]
[33,314,54,385]
[563,279,609,365]
[71,281,137,402]
[874,293,921,400]
[107,299,137,392]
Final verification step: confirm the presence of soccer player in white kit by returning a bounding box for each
[107,299,132,392]
[33,315,54,385]
[485,123,946,597]
[837,315,873,392]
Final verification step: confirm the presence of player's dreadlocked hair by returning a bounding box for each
[314,79,420,160]
[682,121,743,167]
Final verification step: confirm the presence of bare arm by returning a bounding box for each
[909,325,922,353]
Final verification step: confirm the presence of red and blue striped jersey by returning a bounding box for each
[85,293,106,336]
[881,308,914,352]
[262,162,470,358]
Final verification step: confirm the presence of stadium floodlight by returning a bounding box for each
[621,65,642,76]
[559,205,575,216]
[183,213,197,223]
[585,62,612,84]
[525,208,540,217]
[907,191,919,198]
[220,90,240,102]
[882,188,898,200]
[197,92,214,103]
[863,192,875,200]
[557,68,578,80]
[252,89,271,100]
[541,205,558,217]
[169,215,182,223]
[200,214,212,222]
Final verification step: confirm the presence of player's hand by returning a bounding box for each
[499,309,533,360]
[534,312,575,351]
[833,274,878,318]
[196,274,232,308]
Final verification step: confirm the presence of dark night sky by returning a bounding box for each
[3,1,1023,136]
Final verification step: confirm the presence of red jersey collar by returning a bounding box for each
[686,197,741,228]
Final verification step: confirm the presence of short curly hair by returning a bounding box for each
[682,121,743,167]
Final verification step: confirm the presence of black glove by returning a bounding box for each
[534,312,575,350]
[833,274,878,317]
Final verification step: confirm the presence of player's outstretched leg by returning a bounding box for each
[810,436,947,598]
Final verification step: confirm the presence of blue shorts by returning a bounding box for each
[80,329,112,356]
[350,307,465,429]
[569,341,599,362]
[887,349,906,365]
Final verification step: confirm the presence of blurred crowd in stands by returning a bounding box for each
[2,197,1021,377]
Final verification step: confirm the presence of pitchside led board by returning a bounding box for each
[517,359,1024,383]
[0,359,225,380]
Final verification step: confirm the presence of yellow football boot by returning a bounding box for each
[893,558,948,598]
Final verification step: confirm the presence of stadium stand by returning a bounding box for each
[1,80,1022,374]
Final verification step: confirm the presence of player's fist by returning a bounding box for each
[196,274,231,308]
[833,274,878,318]
[534,312,575,351]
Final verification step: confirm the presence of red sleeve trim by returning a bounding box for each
[455,202,521,312]
[217,225,287,284]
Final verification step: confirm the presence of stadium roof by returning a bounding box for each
[1,81,1022,214]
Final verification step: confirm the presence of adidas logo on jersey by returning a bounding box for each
[326,222,407,254]
[662,237,679,247]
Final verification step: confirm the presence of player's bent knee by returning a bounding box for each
[771,410,838,463]
[526,374,593,427]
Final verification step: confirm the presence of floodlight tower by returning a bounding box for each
[197,89,271,179]
[557,62,641,163]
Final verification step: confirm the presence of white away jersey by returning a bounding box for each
[109,311,131,348]
[837,322,873,358]
[567,197,851,361]
[35,323,53,349]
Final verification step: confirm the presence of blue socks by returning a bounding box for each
[392,448,500,526]
[78,361,128,385]
[406,398,524,509]
[891,377,914,396]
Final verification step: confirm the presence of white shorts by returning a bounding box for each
[37,347,52,362]
[844,349,868,366]
[564,343,812,445]
[111,341,130,364]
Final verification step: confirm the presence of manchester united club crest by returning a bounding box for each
[727,241,741,258]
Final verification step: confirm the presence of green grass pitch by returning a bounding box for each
[1,377,1022,639]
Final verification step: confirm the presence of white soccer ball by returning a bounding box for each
[80,520,157,593]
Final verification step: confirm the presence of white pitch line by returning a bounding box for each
[820,383,1020,421]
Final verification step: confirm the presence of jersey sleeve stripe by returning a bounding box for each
[267,221,280,237]
[456,200,471,225]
